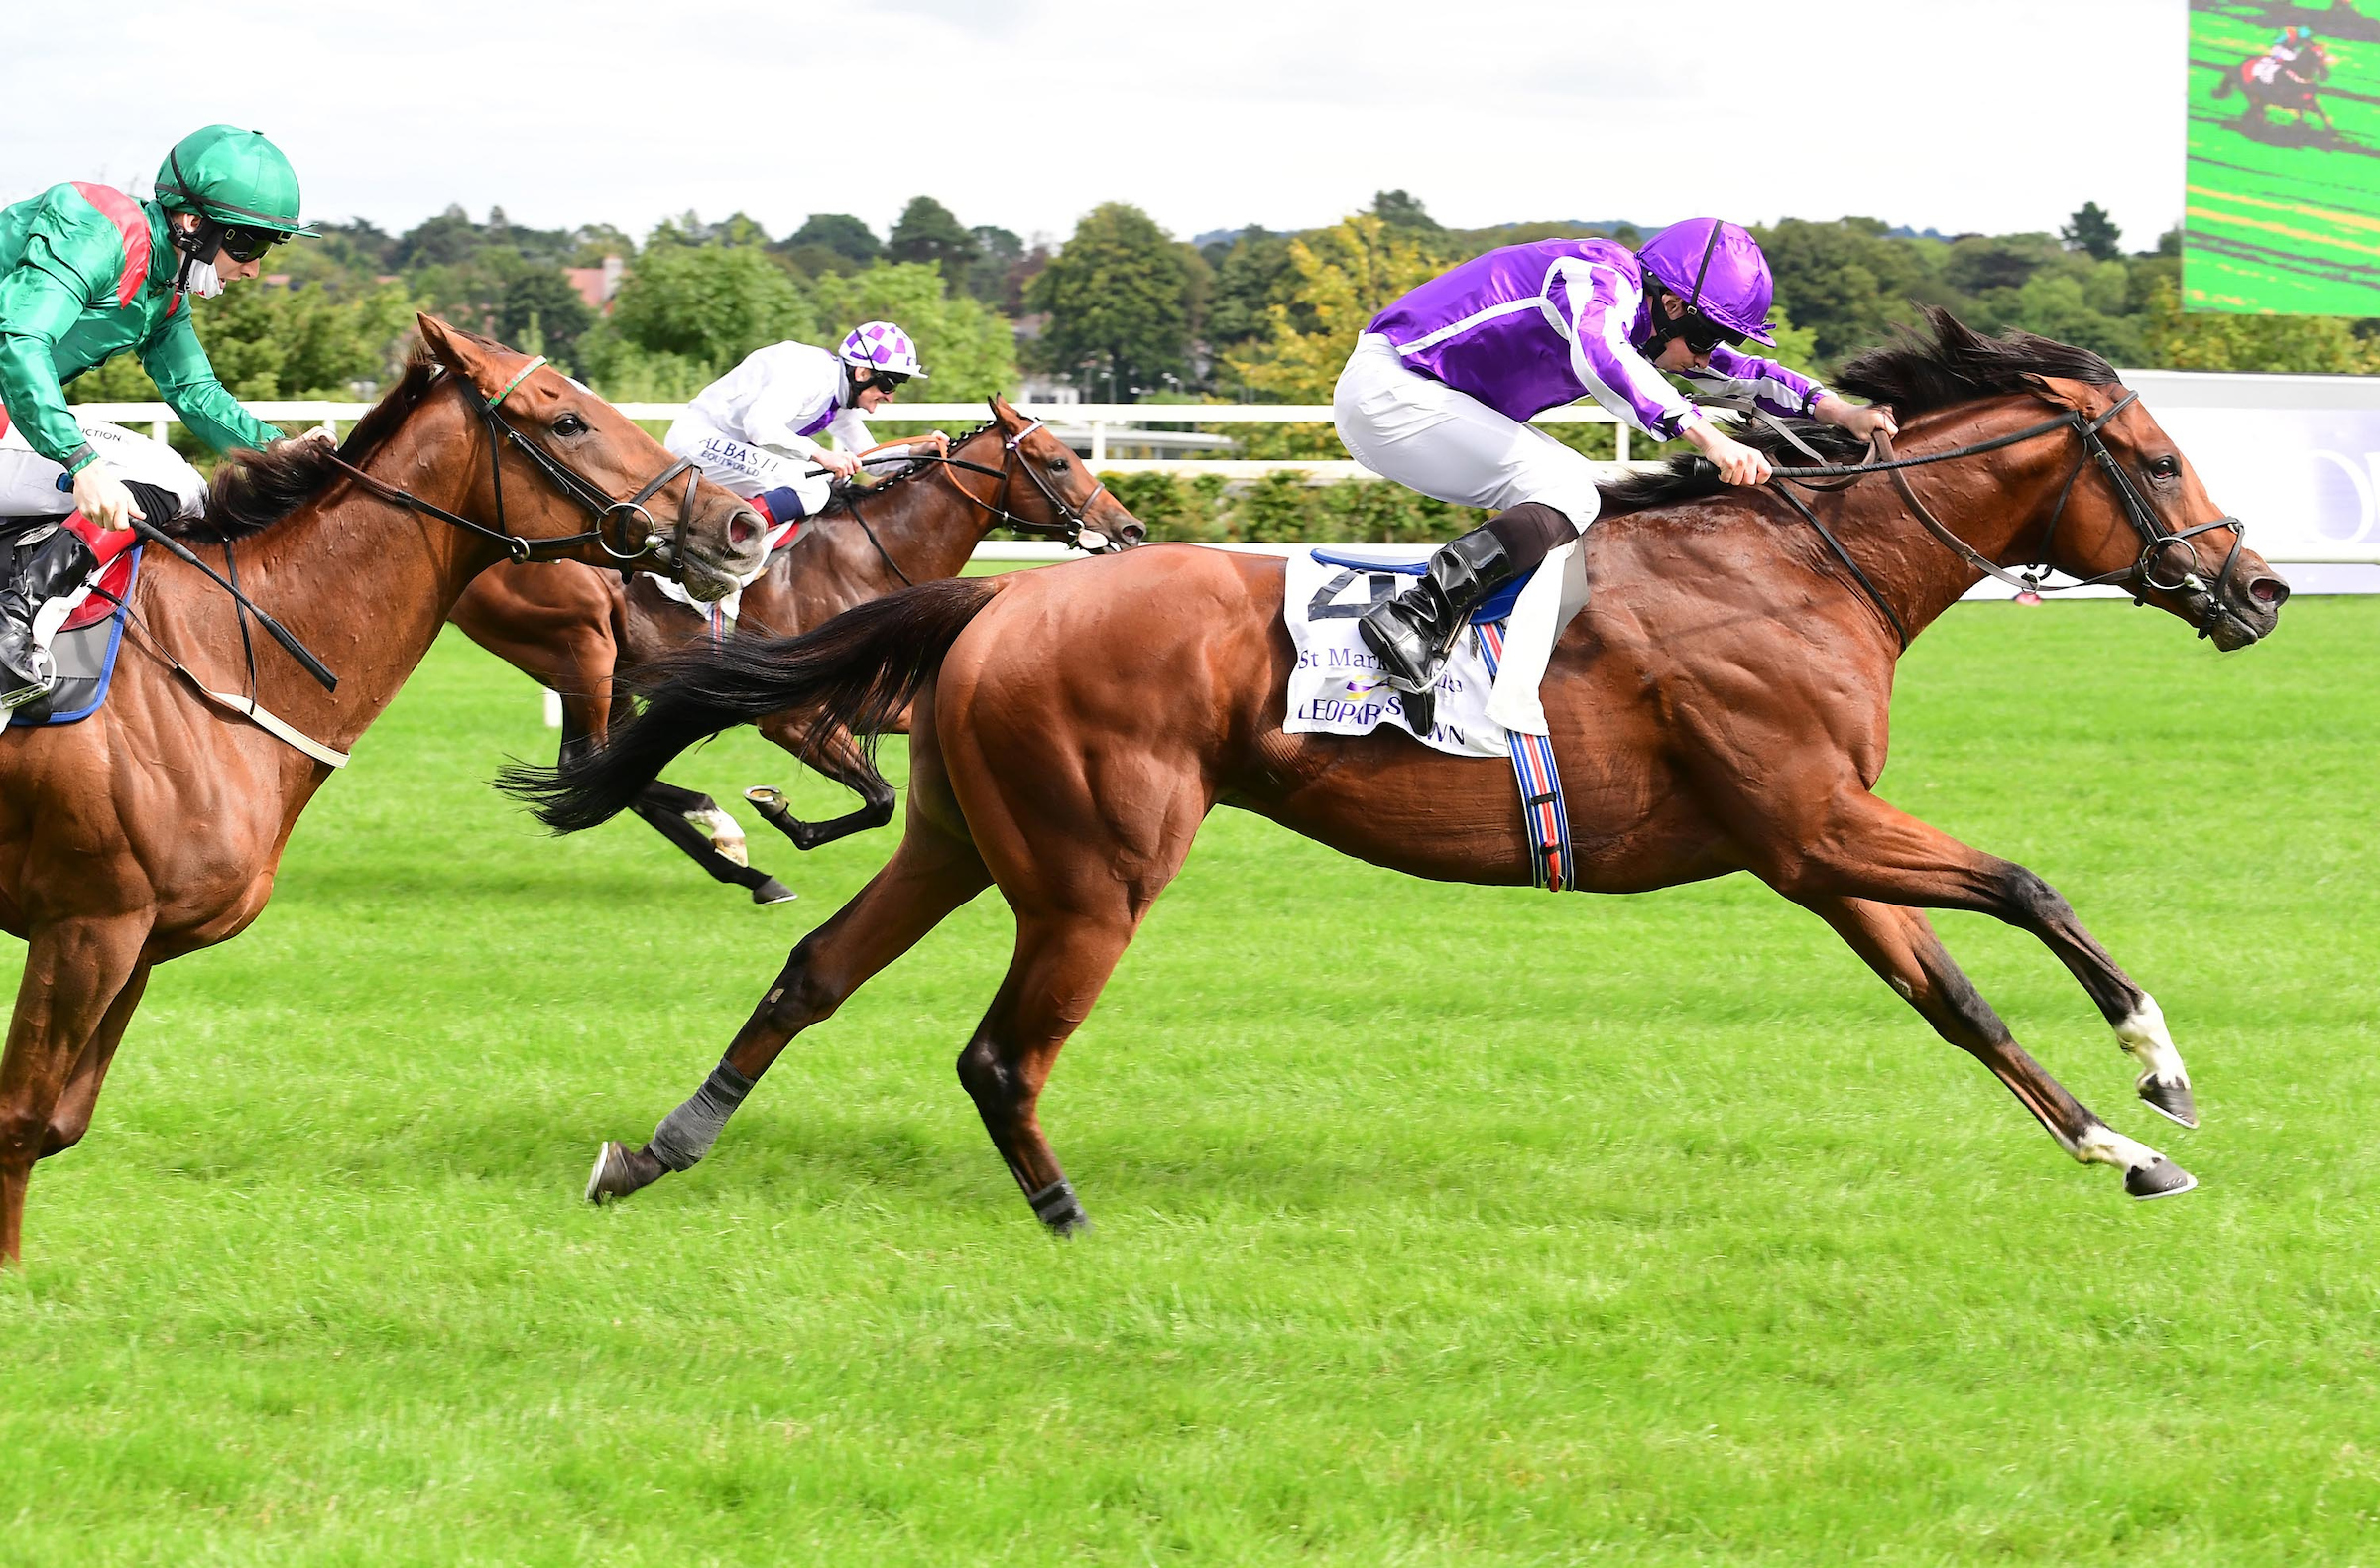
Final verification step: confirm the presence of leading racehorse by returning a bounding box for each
[516,311,2288,1231]
[0,315,768,1261]
[450,398,1140,903]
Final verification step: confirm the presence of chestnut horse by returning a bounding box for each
[517,315,2289,1231]
[450,398,1141,903]
[0,315,769,1261]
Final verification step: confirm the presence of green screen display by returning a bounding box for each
[2186,1,2380,313]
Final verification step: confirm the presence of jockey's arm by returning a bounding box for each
[1683,345,1897,441]
[137,308,286,457]
[0,246,112,478]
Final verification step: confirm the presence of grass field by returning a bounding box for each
[2,596,2377,1565]
[2186,2,2380,312]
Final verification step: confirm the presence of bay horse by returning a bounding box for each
[515,312,2290,1231]
[2215,41,2337,134]
[450,398,1141,903]
[0,314,770,1261]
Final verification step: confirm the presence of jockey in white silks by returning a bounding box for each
[1336,219,1898,709]
[662,322,946,576]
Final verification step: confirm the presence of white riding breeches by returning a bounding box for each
[0,418,207,521]
[1334,333,1606,533]
[663,416,832,529]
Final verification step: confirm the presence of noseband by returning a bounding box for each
[1768,390,2253,648]
[328,357,703,570]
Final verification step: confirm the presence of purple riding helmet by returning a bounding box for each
[1636,218,1778,348]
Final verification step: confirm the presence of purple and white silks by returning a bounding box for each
[1365,238,1828,441]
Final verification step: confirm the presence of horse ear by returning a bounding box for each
[416,314,486,381]
[991,392,1012,419]
[2024,375,2111,418]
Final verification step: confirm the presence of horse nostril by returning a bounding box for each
[730,513,759,547]
[1119,522,1147,546]
[2249,576,2290,607]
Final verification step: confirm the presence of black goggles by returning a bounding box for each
[217,224,285,263]
[1678,313,1745,354]
[867,370,910,392]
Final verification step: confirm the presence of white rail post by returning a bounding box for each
[1089,419,1106,467]
[151,421,169,443]
[1613,424,1627,462]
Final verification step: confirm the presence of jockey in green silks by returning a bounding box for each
[0,125,316,706]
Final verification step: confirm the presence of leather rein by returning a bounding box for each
[1750,390,2251,650]
[826,417,1133,586]
[323,356,700,570]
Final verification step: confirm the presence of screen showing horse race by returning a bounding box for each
[2186,1,2380,313]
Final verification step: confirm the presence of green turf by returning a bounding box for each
[3,597,2377,1566]
[2186,2,2380,313]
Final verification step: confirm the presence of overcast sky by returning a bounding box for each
[8,0,2188,250]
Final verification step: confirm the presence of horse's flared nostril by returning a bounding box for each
[1118,521,1147,546]
[2249,575,2290,608]
[729,512,759,548]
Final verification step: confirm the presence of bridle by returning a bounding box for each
[326,356,703,569]
[828,415,1138,585]
[1758,389,2253,649]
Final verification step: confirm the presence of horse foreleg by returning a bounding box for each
[41,961,151,1158]
[628,780,795,905]
[0,916,150,1261]
[585,819,990,1204]
[1752,786,2198,1169]
[747,712,897,851]
[1798,896,2192,1199]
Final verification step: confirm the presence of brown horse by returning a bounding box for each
[0,314,769,1261]
[450,398,1141,903]
[516,314,2289,1231]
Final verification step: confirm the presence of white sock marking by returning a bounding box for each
[2069,1121,2164,1172]
[685,806,749,866]
[2113,994,2190,1089]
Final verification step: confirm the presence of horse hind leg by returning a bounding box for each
[1802,896,2194,1200]
[586,817,992,1204]
[0,916,150,1261]
[41,961,151,1158]
[629,779,796,905]
[955,911,1141,1235]
[747,713,896,852]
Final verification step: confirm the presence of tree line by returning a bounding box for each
[62,188,2380,425]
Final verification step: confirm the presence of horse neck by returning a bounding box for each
[187,396,506,751]
[817,432,1011,584]
[1844,399,2086,641]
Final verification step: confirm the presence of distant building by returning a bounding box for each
[566,255,625,315]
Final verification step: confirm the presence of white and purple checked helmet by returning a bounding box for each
[837,320,929,381]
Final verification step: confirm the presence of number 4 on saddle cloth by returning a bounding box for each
[1280,544,1587,893]
[0,511,143,728]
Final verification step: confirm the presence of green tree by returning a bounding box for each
[1026,203,1201,398]
[1202,226,1298,362]
[1228,213,1450,404]
[964,225,1025,305]
[2061,201,2123,262]
[810,262,1017,401]
[887,197,979,282]
[497,269,597,372]
[68,281,417,411]
[1752,217,1949,365]
[1369,189,1444,235]
[2135,274,2380,372]
[582,242,816,398]
[784,213,881,266]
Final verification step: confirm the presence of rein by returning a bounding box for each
[813,415,1133,584]
[1756,391,2251,647]
[324,358,700,569]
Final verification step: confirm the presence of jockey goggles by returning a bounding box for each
[214,224,284,263]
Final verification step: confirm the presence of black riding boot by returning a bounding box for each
[0,526,99,710]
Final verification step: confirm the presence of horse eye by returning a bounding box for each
[1045,456,1070,475]
[553,412,590,437]
[2150,455,2180,479]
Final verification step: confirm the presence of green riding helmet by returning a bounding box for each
[153,126,317,249]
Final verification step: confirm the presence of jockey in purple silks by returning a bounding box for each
[1339,218,1897,696]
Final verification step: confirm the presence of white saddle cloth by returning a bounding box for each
[1278,540,1587,760]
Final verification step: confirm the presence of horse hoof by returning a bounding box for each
[585,1140,666,1205]
[1026,1176,1091,1235]
[2124,1157,2199,1201]
[750,877,798,905]
[2137,1076,2199,1130]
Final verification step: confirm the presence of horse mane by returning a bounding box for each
[1598,307,2119,513]
[809,416,1001,520]
[183,350,447,543]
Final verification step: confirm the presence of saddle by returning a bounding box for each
[0,513,141,727]
[1305,546,1531,626]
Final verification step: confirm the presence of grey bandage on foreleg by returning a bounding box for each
[648,1058,756,1171]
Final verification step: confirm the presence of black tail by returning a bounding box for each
[500,576,998,833]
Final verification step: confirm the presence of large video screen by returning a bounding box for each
[2186,1,2380,314]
